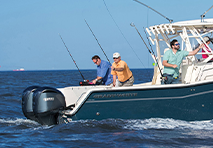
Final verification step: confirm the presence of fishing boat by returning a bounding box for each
[22,6,213,125]
[13,68,25,71]
[22,18,213,125]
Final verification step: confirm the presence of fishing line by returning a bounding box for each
[59,34,87,81]
[146,8,149,27]
[130,23,163,76]
[84,19,111,65]
[133,0,173,23]
[146,8,150,68]
[102,0,146,68]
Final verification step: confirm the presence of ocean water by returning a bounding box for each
[1,69,213,147]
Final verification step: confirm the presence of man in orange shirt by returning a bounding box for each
[111,52,134,87]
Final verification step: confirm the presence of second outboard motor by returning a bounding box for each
[22,86,40,122]
[33,87,66,125]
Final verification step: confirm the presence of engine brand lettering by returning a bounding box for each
[93,93,137,98]
[43,97,54,101]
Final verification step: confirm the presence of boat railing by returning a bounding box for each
[76,92,87,106]
[75,85,113,106]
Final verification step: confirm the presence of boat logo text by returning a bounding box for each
[93,93,138,99]
[43,97,54,101]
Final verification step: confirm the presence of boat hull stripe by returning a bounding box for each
[86,89,213,103]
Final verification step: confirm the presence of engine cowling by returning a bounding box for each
[33,87,66,125]
[22,86,40,122]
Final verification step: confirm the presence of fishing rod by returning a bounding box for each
[142,26,164,76]
[84,19,111,64]
[201,5,213,22]
[130,23,163,77]
[59,34,87,81]
[143,27,156,57]
[133,0,173,23]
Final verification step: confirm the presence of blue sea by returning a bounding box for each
[1,69,213,147]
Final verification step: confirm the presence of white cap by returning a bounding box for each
[203,36,210,42]
[113,52,120,58]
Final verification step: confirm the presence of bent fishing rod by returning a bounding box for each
[133,0,173,23]
[130,23,163,77]
[59,34,87,81]
[84,19,111,64]
[201,5,213,22]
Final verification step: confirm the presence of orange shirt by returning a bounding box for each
[111,60,132,82]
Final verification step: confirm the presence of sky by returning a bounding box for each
[0,0,213,71]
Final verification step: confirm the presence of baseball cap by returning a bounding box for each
[203,36,210,42]
[113,52,120,58]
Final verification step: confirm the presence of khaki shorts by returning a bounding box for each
[118,76,134,87]
[107,83,113,87]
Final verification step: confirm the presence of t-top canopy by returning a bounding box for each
[146,19,213,36]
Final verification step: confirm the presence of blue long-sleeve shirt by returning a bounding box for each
[97,60,113,85]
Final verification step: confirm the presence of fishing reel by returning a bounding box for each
[79,79,103,86]
[79,80,90,86]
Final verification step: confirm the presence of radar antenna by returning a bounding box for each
[201,5,213,22]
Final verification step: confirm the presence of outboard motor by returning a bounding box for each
[33,87,66,125]
[22,86,40,122]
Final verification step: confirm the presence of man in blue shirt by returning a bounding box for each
[162,39,204,84]
[92,55,113,85]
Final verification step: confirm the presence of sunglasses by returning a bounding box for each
[175,43,180,46]
[94,59,98,64]
[113,57,119,59]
